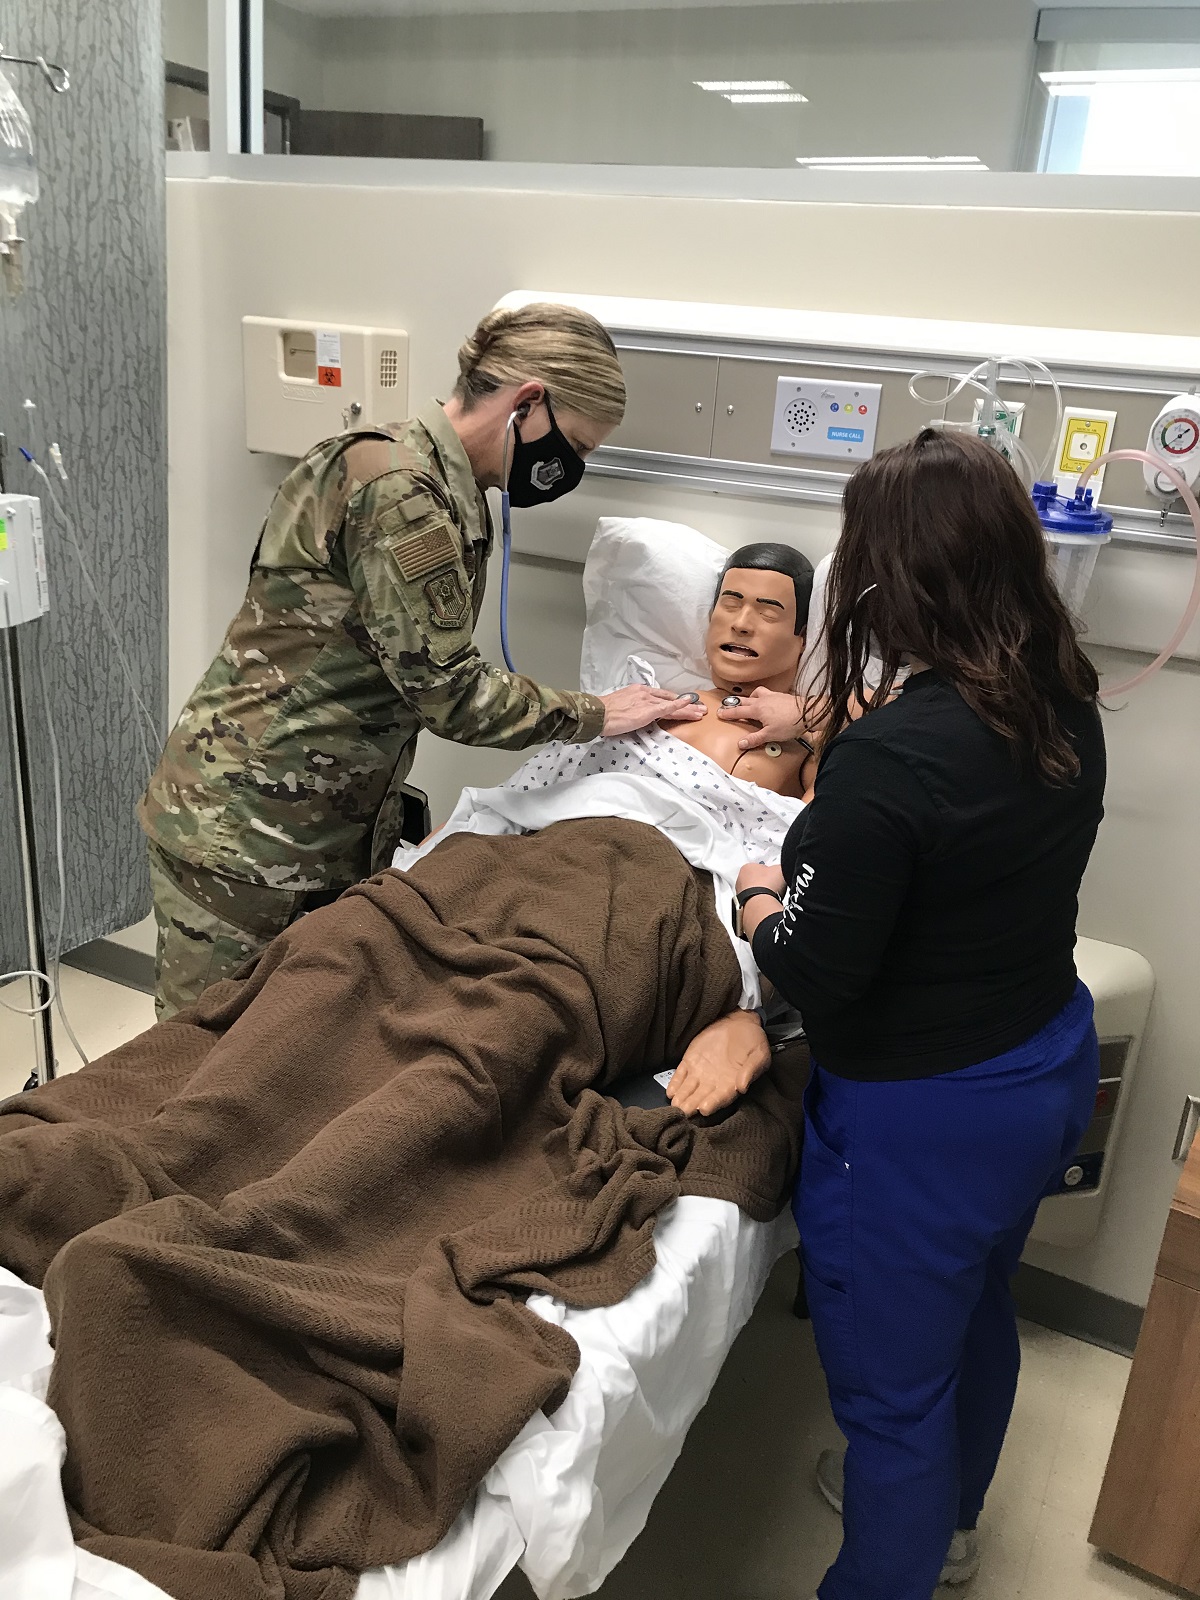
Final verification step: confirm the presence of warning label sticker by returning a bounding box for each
[317,330,342,388]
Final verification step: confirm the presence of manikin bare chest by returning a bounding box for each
[666,689,810,801]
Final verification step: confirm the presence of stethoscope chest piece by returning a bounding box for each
[721,694,742,709]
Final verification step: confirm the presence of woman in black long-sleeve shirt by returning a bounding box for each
[736,430,1105,1600]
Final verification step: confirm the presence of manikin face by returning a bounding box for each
[705,566,805,694]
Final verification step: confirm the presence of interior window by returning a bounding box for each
[174,0,1200,180]
[255,0,1031,170]
[1030,10,1200,175]
[163,0,209,151]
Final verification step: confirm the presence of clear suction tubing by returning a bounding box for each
[1032,450,1200,697]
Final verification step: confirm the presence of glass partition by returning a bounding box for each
[261,0,1034,168]
[1033,47,1200,175]
[219,0,1200,179]
[163,0,210,151]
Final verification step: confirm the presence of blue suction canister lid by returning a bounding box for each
[1031,481,1114,538]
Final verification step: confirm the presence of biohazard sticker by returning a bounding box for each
[317,329,342,388]
[425,569,469,628]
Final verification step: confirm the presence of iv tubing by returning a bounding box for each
[908,356,1064,485]
[23,451,159,766]
[1078,449,1200,697]
[34,640,90,1063]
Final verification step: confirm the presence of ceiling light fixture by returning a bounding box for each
[1040,67,1200,92]
[725,92,809,104]
[693,80,793,93]
[797,155,988,172]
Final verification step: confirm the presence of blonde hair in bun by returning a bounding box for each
[454,302,626,427]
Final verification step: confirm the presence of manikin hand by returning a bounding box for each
[667,1009,772,1118]
[599,685,707,737]
[716,686,810,751]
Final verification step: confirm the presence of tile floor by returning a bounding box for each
[0,964,156,1094]
[497,1261,1166,1600]
[0,970,1173,1600]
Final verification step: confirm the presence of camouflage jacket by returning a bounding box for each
[139,400,606,890]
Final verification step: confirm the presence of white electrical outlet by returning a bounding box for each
[770,377,882,462]
[1053,407,1118,496]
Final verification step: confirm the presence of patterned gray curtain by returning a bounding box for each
[0,0,166,972]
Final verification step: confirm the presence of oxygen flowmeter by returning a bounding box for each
[1144,394,1200,501]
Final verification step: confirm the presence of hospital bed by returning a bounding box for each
[0,515,807,1600]
[0,1183,801,1600]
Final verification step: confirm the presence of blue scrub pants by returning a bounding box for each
[796,982,1099,1600]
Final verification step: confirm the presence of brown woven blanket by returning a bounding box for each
[0,818,804,1600]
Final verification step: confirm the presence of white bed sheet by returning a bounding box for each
[393,672,805,1011]
[0,1200,796,1600]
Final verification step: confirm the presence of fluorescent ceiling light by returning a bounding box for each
[693,79,793,92]
[1040,68,1200,89]
[725,92,809,103]
[798,155,988,171]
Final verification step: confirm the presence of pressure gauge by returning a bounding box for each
[1160,415,1200,456]
[1144,394,1200,500]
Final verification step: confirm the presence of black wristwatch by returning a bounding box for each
[734,885,783,940]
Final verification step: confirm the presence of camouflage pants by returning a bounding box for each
[147,842,337,1020]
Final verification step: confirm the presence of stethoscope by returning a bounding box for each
[497,409,521,674]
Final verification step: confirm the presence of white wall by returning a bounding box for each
[168,172,1200,1307]
[163,0,207,68]
[264,0,329,108]
[267,0,1038,168]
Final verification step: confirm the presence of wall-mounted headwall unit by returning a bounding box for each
[496,292,1200,553]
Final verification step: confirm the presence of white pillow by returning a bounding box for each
[795,552,901,698]
[796,552,832,699]
[580,517,730,694]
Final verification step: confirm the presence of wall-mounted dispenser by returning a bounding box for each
[1028,937,1155,1250]
[242,317,409,458]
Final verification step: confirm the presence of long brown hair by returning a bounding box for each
[817,428,1099,784]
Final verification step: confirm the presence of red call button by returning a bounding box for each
[858,405,869,415]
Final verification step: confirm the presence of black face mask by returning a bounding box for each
[504,395,587,508]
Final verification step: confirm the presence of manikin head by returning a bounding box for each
[705,542,816,694]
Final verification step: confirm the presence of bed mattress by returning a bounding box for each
[1,1197,796,1600]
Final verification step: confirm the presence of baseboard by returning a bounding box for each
[1013,1263,1144,1357]
[62,938,156,996]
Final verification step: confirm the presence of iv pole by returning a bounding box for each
[0,434,55,1083]
[0,47,70,1085]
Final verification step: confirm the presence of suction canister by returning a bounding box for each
[1031,480,1114,615]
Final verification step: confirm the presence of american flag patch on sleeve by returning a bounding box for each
[389,521,459,583]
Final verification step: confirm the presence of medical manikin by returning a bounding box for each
[668,542,817,802]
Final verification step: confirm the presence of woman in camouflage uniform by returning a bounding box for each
[141,302,702,1017]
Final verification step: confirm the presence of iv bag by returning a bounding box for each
[0,66,37,242]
